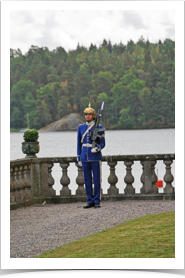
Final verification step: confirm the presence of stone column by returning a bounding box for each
[75,162,86,196]
[163,160,174,193]
[107,161,119,195]
[60,162,71,196]
[124,161,135,194]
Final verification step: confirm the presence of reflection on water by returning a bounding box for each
[10,129,175,195]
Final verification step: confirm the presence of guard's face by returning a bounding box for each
[85,113,94,122]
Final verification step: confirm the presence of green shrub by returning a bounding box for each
[23,129,39,142]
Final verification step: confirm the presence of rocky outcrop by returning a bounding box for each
[39,113,85,132]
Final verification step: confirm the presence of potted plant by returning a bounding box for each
[22,130,40,158]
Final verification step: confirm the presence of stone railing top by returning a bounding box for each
[10,153,175,166]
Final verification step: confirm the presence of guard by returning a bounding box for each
[77,103,105,208]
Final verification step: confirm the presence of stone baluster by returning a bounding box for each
[124,161,135,194]
[140,161,145,194]
[48,163,55,189]
[75,162,86,196]
[140,160,156,194]
[60,162,71,196]
[163,160,174,193]
[151,161,158,193]
[141,161,158,193]
[47,163,55,196]
[107,161,119,195]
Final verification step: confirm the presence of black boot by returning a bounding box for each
[94,203,101,208]
[83,203,94,209]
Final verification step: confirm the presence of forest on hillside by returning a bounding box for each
[10,37,175,130]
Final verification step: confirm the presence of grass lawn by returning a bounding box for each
[37,211,175,258]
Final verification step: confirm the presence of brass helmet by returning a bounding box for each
[84,102,95,115]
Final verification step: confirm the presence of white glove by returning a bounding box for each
[91,147,98,153]
[78,161,82,167]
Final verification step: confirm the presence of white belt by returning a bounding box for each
[83,143,92,147]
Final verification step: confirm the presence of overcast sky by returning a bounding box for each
[10,10,175,54]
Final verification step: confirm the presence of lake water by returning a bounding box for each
[10,129,175,195]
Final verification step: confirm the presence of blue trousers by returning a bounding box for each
[82,161,102,204]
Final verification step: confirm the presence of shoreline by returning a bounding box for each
[10,126,175,133]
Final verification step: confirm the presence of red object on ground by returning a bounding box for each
[156,180,163,187]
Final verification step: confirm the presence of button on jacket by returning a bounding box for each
[77,121,105,162]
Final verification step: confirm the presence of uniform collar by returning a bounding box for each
[86,120,95,126]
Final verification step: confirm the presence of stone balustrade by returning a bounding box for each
[10,154,175,210]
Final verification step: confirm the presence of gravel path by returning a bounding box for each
[10,200,175,258]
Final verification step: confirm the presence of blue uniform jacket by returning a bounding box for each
[77,122,105,162]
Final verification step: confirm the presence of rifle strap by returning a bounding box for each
[81,122,95,143]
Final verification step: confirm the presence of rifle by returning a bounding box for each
[90,101,105,150]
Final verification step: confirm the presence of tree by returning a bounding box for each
[92,71,114,97]
[118,107,135,129]
[144,48,152,63]
[10,39,175,129]
[10,49,15,58]
[102,39,108,47]
[56,46,67,61]
[97,92,108,103]
[89,43,97,52]
[78,63,90,75]
[35,64,49,85]
[120,69,137,85]
[10,80,37,128]
[150,46,160,63]
[137,36,145,48]
[34,100,52,128]
[93,59,101,74]
[126,39,135,54]
[13,48,22,58]
[37,84,57,120]
[139,87,151,125]
[10,107,22,128]
[57,96,67,119]
[47,74,59,83]
[107,40,112,53]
